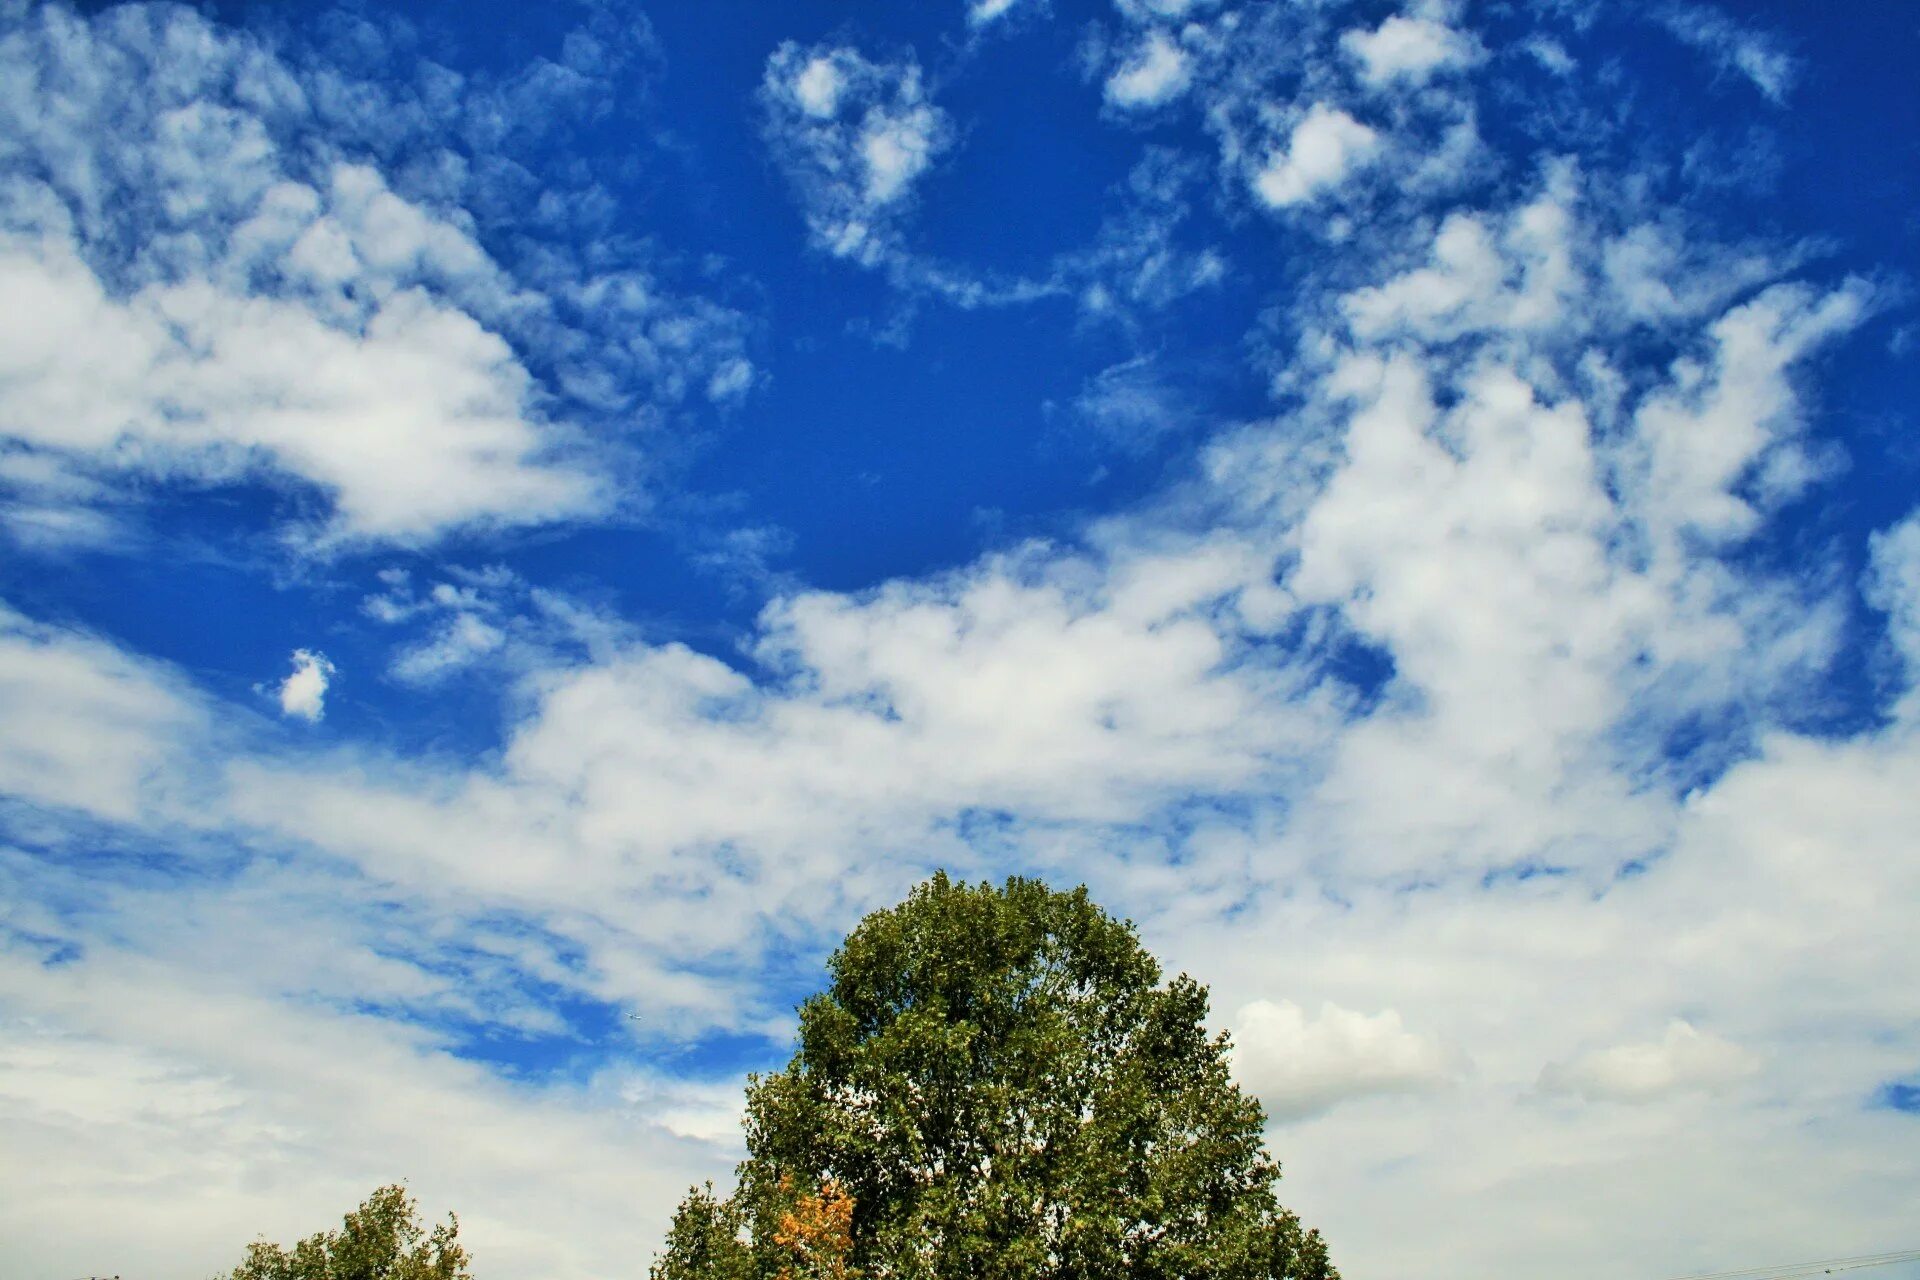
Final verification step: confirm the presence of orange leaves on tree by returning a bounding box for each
[772,1174,857,1280]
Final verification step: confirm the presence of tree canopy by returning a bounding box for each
[219,1184,471,1280]
[652,873,1336,1280]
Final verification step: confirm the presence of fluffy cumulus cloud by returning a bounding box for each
[1251,104,1380,208]
[4,2,1920,1280]
[216,538,1326,962]
[1105,30,1193,109]
[0,210,597,541]
[1540,1020,1760,1102]
[1341,11,1481,88]
[275,650,336,722]
[1230,1000,1458,1119]
[761,43,953,266]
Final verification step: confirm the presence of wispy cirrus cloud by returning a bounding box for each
[1656,3,1797,105]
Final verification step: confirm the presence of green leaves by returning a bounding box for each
[219,1185,470,1280]
[653,873,1337,1280]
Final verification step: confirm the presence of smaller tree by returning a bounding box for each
[219,1184,471,1280]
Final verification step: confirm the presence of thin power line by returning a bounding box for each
[1661,1248,1920,1280]
[1752,1256,1920,1280]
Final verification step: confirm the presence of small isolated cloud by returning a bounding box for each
[1342,14,1481,88]
[762,43,952,266]
[1229,999,1459,1120]
[967,0,1034,28]
[1540,1020,1760,1103]
[1524,36,1576,77]
[706,357,757,405]
[1072,356,1190,455]
[276,649,336,722]
[1106,30,1193,110]
[1252,104,1381,208]
[1658,4,1796,105]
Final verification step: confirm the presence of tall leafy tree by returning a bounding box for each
[653,874,1336,1280]
[220,1184,471,1280]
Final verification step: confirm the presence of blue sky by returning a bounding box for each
[2,1,1918,1277]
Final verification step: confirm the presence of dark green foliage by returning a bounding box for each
[219,1184,471,1280]
[653,874,1337,1280]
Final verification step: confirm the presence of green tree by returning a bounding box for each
[219,1184,471,1280]
[652,874,1336,1280]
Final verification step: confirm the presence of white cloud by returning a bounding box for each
[1230,999,1458,1120]
[1157,0,1492,227]
[1072,355,1191,453]
[391,615,506,685]
[276,650,335,723]
[1105,30,1192,110]
[1271,178,1867,886]
[3,191,1917,1270]
[1342,14,1481,88]
[1252,104,1380,208]
[363,565,628,686]
[221,539,1320,940]
[792,55,845,118]
[1524,36,1576,77]
[4,5,1918,1280]
[614,1072,748,1148]
[1632,280,1871,550]
[0,950,732,1280]
[1051,149,1225,319]
[0,3,747,547]
[0,217,601,543]
[967,0,1033,28]
[1867,513,1920,705]
[1340,166,1578,339]
[0,605,197,821]
[1658,5,1797,105]
[861,110,941,205]
[761,43,952,266]
[1540,1020,1760,1102]
[1112,0,1219,23]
